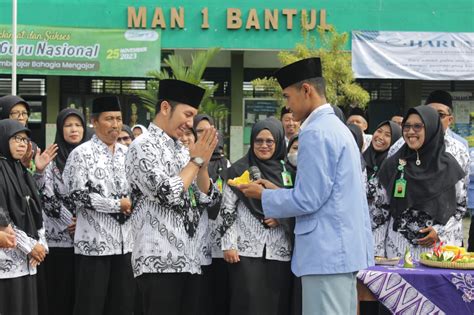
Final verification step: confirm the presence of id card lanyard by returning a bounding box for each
[393,159,407,198]
[216,167,223,193]
[280,160,293,187]
[188,187,197,208]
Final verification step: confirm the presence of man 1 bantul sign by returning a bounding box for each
[127,7,329,30]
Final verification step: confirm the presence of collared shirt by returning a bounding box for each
[35,161,74,248]
[125,123,221,277]
[63,135,132,256]
[300,103,331,130]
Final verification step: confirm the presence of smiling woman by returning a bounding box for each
[377,105,467,261]
[219,117,295,315]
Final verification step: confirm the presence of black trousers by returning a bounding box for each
[136,272,202,315]
[228,256,292,315]
[0,274,38,315]
[73,253,135,315]
[198,259,230,315]
[45,247,75,315]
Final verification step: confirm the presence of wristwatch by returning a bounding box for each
[190,156,205,168]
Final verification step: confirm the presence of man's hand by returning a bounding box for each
[35,144,59,173]
[188,128,218,166]
[417,226,440,247]
[67,217,77,237]
[238,183,264,200]
[0,230,16,248]
[264,218,280,228]
[29,243,46,262]
[120,198,132,215]
[20,141,34,168]
[223,249,240,264]
[253,179,279,190]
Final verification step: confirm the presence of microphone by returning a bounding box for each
[248,166,262,181]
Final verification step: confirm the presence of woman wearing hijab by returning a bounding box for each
[0,119,49,315]
[220,117,294,315]
[34,108,87,315]
[192,114,232,315]
[377,106,466,259]
[363,121,402,256]
[118,125,135,147]
[131,124,148,138]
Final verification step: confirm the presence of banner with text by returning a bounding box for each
[352,31,474,80]
[0,25,161,77]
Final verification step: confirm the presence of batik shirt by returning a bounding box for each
[0,206,48,279]
[63,135,132,256]
[220,184,292,262]
[378,133,470,259]
[126,123,221,277]
[35,161,74,248]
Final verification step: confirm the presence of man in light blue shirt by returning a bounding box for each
[238,58,374,315]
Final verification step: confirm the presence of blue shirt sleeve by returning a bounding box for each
[262,129,338,218]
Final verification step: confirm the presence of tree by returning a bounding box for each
[135,47,229,122]
[253,25,370,110]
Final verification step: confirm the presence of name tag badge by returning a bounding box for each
[281,171,293,187]
[393,178,407,198]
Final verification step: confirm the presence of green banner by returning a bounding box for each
[0,25,161,77]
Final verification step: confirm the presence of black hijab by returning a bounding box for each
[227,117,293,220]
[363,121,402,179]
[0,119,43,239]
[347,123,364,152]
[193,114,228,181]
[378,106,465,225]
[55,108,87,174]
[0,95,30,119]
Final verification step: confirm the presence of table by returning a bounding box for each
[357,262,474,315]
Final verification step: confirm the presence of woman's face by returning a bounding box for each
[9,131,29,160]
[289,140,299,154]
[403,114,425,151]
[195,119,212,140]
[253,129,276,161]
[180,128,196,148]
[9,103,29,126]
[133,127,143,138]
[63,115,84,145]
[371,124,392,152]
[117,131,133,146]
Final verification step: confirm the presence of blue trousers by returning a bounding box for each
[301,272,357,315]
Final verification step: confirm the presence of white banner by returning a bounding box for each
[352,31,474,80]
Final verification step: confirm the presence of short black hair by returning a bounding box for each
[293,77,326,98]
[155,99,180,114]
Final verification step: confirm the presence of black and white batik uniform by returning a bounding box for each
[63,135,132,256]
[125,123,221,277]
[0,223,48,279]
[379,133,470,260]
[35,161,74,248]
[219,184,292,261]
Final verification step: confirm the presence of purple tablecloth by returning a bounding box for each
[358,262,474,315]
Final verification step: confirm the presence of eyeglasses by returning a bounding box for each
[438,112,451,119]
[9,111,29,119]
[11,135,30,145]
[254,139,275,147]
[402,123,424,133]
[117,136,131,143]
